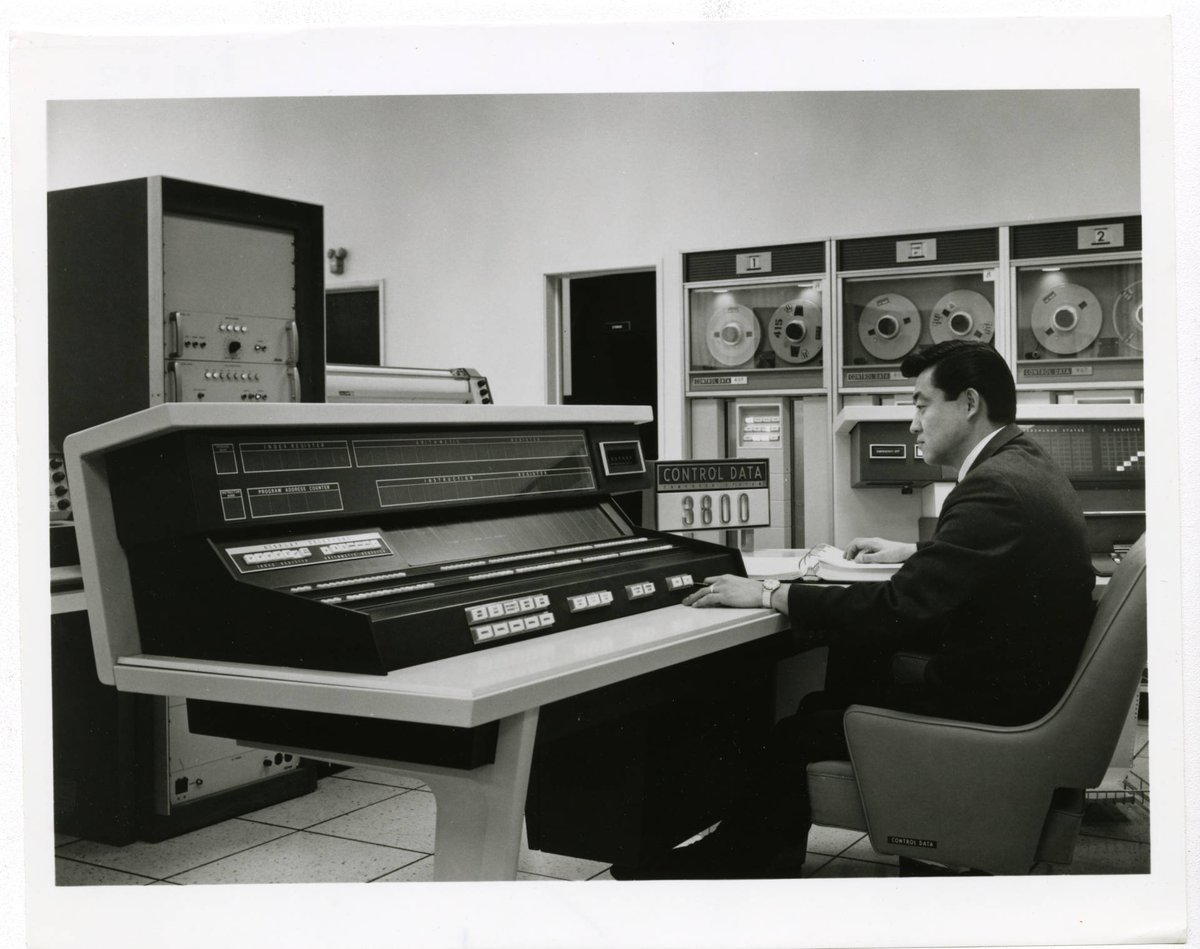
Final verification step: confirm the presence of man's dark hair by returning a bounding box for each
[900,340,1017,424]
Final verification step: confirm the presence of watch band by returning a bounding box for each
[761,579,781,609]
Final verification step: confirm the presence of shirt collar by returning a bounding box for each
[957,427,1005,482]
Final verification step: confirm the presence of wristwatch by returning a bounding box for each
[761,578,781,609]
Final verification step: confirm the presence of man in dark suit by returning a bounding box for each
[613,340,1095,880]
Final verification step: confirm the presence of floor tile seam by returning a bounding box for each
[336,775,428,791]
[53,854,162,884]
[241,787,416,831]
[148,828,303,882]
[1065,865,1151,875]
[826,852,899,868]
[328,775,425,791]
[363,853,433,882]
[805,857,900,878]
[801,852,835,875]
[1077,829,1151,844]
[298,825,435,856]
[811,832,869,860]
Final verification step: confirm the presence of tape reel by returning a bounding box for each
[1113,281,1144,353]
[767,289,823,364]
[1030,284,1102,355]
[858,293,920,361]
[705,305,759,367]
[929,290,995,345]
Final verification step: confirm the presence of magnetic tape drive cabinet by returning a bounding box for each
[835,227,1001,397]
[1010,215,1143,391]
[682,241,831,553]
[48,176,324,843]
[683,240,829,396]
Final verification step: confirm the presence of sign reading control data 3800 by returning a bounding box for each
[655,459,771,532]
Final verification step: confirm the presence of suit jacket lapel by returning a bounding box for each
[932,424,1026,535]
[964,423,1024,479]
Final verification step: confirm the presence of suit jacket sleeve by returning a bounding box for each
[786,466,1024,650]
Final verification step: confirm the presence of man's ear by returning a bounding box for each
[963,387,983,419]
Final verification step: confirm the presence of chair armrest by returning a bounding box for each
[843,706,1058,874]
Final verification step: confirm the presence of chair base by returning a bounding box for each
[898,856,990,877]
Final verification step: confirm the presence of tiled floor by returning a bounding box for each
[54,727,1150,885]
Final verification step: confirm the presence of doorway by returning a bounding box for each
[556,269,659,461]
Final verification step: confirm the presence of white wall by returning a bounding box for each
[47,90,1139,456]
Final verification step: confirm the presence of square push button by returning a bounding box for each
[466,604,490,624]
[666,574,694,591]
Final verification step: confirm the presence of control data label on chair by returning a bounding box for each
[888,835,937,849]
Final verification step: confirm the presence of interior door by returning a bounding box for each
[563,270,659,461]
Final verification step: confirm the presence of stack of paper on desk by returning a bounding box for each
[745,544,902,583]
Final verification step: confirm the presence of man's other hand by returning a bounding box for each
[844,537,917,564]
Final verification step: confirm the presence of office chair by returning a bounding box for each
[805,534,1147,875]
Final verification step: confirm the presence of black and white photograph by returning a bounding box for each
[4,4,1197,948]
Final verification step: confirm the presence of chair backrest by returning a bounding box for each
[1036,534,1147,789]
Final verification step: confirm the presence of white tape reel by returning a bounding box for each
[705,305,759,367]
[929,290,995,344]
[1113,281,1144,353]
[767,289,823,364]
[1031,283,1102,355]
[858,293,920,361]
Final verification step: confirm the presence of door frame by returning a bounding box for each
[543,264,661,410]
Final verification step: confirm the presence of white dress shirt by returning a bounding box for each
[957,427,1005,482]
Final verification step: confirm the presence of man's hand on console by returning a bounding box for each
[683,575,770,609]
[843,537,918,564]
